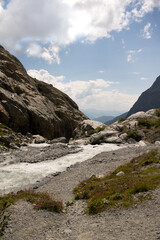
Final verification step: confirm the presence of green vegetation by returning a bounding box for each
[87,126,106,136]
[155,108,160,117]
[118,117,126,123]
[138,118,160,129]
[127,130,142,141]
[0,189,63,214]
[73,149,160,214]
[0,189,63,236]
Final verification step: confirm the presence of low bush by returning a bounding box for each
[138,118,160,128]
[87,126,106,136]
[127,130,141,141]
[155,108,160,117]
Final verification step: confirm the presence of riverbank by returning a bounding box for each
[1,143,160,240]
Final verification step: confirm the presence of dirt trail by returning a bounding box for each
[1,144,160,240]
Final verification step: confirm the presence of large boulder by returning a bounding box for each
[73,119,106,139]
[0,45,87,140]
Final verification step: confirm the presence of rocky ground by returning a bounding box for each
[1,143,160,240]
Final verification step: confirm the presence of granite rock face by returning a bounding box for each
[127,76,160,117]
[0,45,87,139]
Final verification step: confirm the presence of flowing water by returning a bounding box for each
[0,143,127,195]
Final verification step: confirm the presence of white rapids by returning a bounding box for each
[0,143,127,195]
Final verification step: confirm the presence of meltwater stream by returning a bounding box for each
[0,143,126,195]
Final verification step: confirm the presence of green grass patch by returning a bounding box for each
[0,189,63,236]
[138,118,160,128]
[73,149,160,214]
[87,126,106,136]
[0,189,63,214]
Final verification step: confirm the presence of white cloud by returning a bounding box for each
[127,48,142,63]
[143,22,152,39]
[26,43,60,64]
[0,0,160,63]
[26,43,42,58]
[0,0,3,13]
[127,54,133,63]
[140,77,148,81]
[132,72,140,75]
[98,70,104,74]
[122,39,125,48]
[28,69,138,111]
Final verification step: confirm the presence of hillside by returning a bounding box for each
[0,46,87,140]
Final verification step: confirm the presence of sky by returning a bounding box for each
[0,0,160,117]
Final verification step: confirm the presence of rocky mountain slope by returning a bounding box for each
[74,109,160,145]
[0,45,87,140]
[127,75,160,117]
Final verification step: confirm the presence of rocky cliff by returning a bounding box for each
[127,76,160,117]
[0,45,87,140]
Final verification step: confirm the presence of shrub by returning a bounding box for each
[118,117,126,123]
[138,118,160,128]
[88,198,105,214]
[138,118,153,128]
[127,130,141,141]
[155,108,160,117]
[130,183,149,194]
[87,126,105,136]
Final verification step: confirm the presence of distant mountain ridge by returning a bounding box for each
[105,112,128,125]
[127,76,160,117]
[93,115,114,124]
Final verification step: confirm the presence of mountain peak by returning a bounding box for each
[127,76,160,117]
[150,75,160,89]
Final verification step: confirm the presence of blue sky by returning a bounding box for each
[0,0,160,117]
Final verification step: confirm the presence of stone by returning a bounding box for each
[33,135,46,144]
[0,46,87,140]
[73,119,106,139]
[90,129,119,144]
[49,137,67,144]
[103,136,123,143]
[0,103,9,124]
[155,141,160,145]
[116,171,125,176]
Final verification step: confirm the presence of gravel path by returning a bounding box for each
[1,144,160,240]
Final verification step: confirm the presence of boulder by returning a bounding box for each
[49,137,67,144]
[90,129,119,145]
[73,119,106,139]
[33,135,46,144]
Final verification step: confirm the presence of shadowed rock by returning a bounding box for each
[0,46,87,140]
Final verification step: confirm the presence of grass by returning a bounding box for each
[138,118,160,129]
[0,189,63,214]
[0,189,63,236]
[73,149,160,214]
[87,126,106,136]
